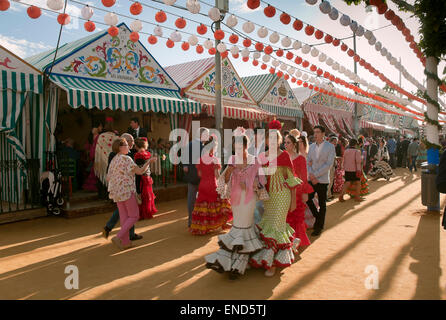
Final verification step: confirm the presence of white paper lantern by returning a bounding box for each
[340,14,351,26]
[301,44,311,54]
[253,51,261,59]
[360,79,367,86]
[281,36,292,47]
[81,5,94,20]
[311,47,319,57]
[306,0,317,5]
[217,43,227,53]
[241,48,250,58]
[204,39,213,49]
[326,58,334,66]
[230,45,239,55]
[257,27,268,38]
[350,21,358,33]
[368,36,376,45]
[295,70,302,78]
[186,0,200,14]
[375,41,382,51]
[188,34,198,46]
[269,32,279,43]
[170,31,182,42]
[163,0,176,5]
[47,0,64,11]
[318,53,327,62]
[386,52,392,60]
[319,1,331,14]
[226,14,238,28]
[333,62,339,70]
[208,7,221,22]
[288,67,296,74]
[280,63,288,71]
[262,54,271,63]
[130,20,143,32]
[242,21,255,33]
[356,26,365,37]
[291,41,300,51]
[390,57,397,65]
[339,66,345,73]
[272,59,280,68]
[364,30,373,40]
[154,26,163,37]
[104,12,118,26]
[329,7,339,20]
[302,73,309,81]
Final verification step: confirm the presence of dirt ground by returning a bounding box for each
[0,168,445,300]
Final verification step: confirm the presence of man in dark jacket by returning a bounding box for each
[396,136,403,167]
[127,117,148,139]
[401,136,410,168]
[365,138,378,173]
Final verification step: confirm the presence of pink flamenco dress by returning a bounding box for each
[189,155,232,235]
[286,155,313,248]
[82,134,99,192]
[134,150,158,220]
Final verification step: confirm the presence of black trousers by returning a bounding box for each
[306,182,328,232]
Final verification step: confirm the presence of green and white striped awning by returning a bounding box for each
[49,74,201,114]
[1,70,43,95]
[259,104,304,118]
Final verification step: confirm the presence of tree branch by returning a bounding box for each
[389,0,415,12]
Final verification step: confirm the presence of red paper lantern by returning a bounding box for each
[264,5,276,18]
[402,28,410,36]
[302,60,309,68]
[130,2,143,15]
[297,80,303,85]
[286,52,294,60]
[341,43,348,51]
[255,42,264,52]
[315,30,324,40]
[377,2,388,14]
[197,24,207,35]
[359,59,366,66]
[242,56,249,62]
[129,32,139,43]
[243,38,252,47]
[0,0,10,11]
[324,71,330,78]
[247,0,260,10]
[175,17,187,29]
[384,9,395,20]
[214,29,225,40]
[354,55,360,63]
[332,39,340,46]
[280,13,291,25]
[310,65,317,72]
[261,63,267,70]
[252,60,259,66]
[291,77,296,83]
[233,53,239,59]
[264,46,273,55]
[305,25,314,36]
[324,34,333,43]
[317,69,323,76]
[196,45,204,54]
[409,42,416,49]
[303,82,308,88]
[269,67,276,74]
[347,49,355,57]
[84,21,96,32]
[397,22,404,31]
[314,86,319,91]
[209,48,216,55]
[155,10,167,23]
[229,34,239,44]
[57,13,71,25]
[221,51,228,58]
[148,35,157,45]
[277,71,283,78]
[166,39,175,48]
[102,0,116,8]
[391,16,400,26]
[284,74,289,80]
[293,19,303,31]
[27,5,41,19]
[276,49,284,57]
[309,84,313,89]
[294,56,302,64]
[108,26,119,37]
[181,42,190,51]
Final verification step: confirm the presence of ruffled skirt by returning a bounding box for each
[189,198,232,235]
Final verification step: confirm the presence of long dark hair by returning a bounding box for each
[286,134,299,151]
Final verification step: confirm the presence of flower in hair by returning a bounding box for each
[268,119,282,130]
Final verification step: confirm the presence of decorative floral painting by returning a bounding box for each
[261,79,300,109]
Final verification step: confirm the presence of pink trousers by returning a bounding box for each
[116,193,140,246]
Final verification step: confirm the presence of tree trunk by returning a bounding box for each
[425,56,439,164]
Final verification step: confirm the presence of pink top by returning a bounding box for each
[343,148,362,172]
[229,154,266,206]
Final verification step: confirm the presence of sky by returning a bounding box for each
[1,0,444,118]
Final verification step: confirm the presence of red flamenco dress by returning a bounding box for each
[286,155,313,248]
[189,155,232,235]
[134,150,158,220]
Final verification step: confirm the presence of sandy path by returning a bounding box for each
[0,168,445,300]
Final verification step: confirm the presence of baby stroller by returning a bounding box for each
[40,170,64,215]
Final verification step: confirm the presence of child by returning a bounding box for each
[134,138,158,219]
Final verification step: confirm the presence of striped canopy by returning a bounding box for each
[203,103,272,121]
[50,74,201,114]
[259,104,303,118]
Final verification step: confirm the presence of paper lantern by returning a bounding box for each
[302,73,309,81]
[130,20,143,32]
[293,19,304,31]
[27,6,41,19]
[310,64,317,72]
[241,48,250,58]
[81,5,94,20]
[315,30,324,40]
[340,14,351,26]
[293,40,302,50]
[175,17,186,29]
[288,67,296,74]
[148,35,158,45]
[101,0,116,8]
[196,45,204,54]
[188,34,198,46]
[353,55,360,63]
[319,1,331,14]
[208,48,215,55]
[301,44,311,54]
[217,43,227,53]
[277,71,284,78]
[364,30,373,40]
[253,51,261,60]
[297,79,303,85]
[242,38,251,48]
[226,14,238,27]
[377,2,388,14]
[295,57,302,65]
[221,51,228,58]
[252,60,259,67]
[84,21,96,32]
[276,49,284,57]
[306,0,317,4]
[47,0,64,10]
[317,69,323,76]
[332,39,340,46]
[203,39,213,49]
[129,32,139,43]
[0,0,9,11]
[241,56,248,62]
[272,59,280,67]
[257,27,268,38]
[324,34,333,43]
[284,74,290,80]
[356,26,365,37]
[295,70,302,78]
[341,43,348,51]
[281,36,291,47]
[264,5,276,17]
[264,46,273,55]
[368,36,376,45]
[326,58,333,66]
[262,54,271,62]
[286,52,294,60]
[214,30,225,40]
[130,2,143,15]
[280,63,287,71]
[170,31,182,42]
[255,42,264,52]
[318,53,327,62]
[154,26,163,37]
[329,7,339,20]
[269,32,279,43]
[302,60,309,68]
[311,48,319,57]
[269,67,276,74]
[261,64,267,70]
[208,7,221,22]
[108,26,119,37]
[163,0,176,5]
[197,24,207,35]
[350,21,358,33]
[247,0,260,9]
[384,9,395,20]
[104,12,118,26]
[155,10,167,23]
[186,0,200,14]
[227,34,238,44]
[291,77,296,83]
[166,39,175,48]
[280,13,291,25]
[305,25,314,36]
[242,21,255,33]
[57,13,71,25]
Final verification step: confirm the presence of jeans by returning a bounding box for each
[106,208,136,239]
[187,183,199,227]
[409,156,418,172]
[116,194,140,246]
[306,183,328,232]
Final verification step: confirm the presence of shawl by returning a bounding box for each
[94,132,117,185]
